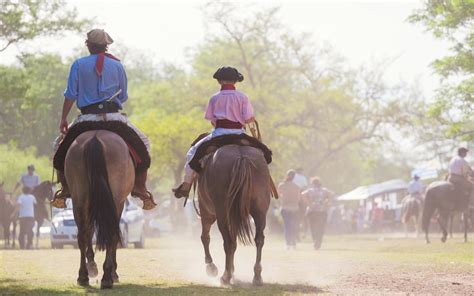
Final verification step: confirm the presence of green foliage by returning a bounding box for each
[0,53,70,155]
[0,0,91,52]
[0,2,418,194]
[0,143,51,190]
[410,1,474,139]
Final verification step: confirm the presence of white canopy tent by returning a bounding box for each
[337,179,408,201]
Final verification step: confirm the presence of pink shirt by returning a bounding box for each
[204,88,255,125]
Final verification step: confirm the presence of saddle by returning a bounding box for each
[53,121,150,172]
[188,133,273,173]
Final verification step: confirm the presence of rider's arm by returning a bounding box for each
[61,61,79,134]
[13,180,21,193]
[60,99,75,134]
[242,95,255,124]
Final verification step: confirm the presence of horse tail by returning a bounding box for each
[422,188,436,232]
[84,136,121,251]
[225,156,255,245]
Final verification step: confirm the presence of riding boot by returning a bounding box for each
[51,170,69,209]
[132,169,157,210]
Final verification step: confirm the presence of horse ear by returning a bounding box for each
[0,181,3,187]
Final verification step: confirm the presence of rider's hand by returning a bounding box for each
[60,118,69,134]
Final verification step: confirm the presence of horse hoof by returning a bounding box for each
[86,262,98,278]
[100,279,113,289]
[206,263,218,277]
[252,276,263,286]
[441,237,447,243]
[220,276,231,286]
[112,272,120,283]
[425,241,431,244]
[77,278,89,287]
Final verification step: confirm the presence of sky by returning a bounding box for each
[2,0,451,99]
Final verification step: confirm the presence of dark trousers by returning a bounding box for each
[19,217,35,249]
[281,209,298,246]
[307,211,327,249]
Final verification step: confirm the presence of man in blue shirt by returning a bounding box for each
[52,29,155,210]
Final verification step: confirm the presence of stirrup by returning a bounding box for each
[132,190,157,210]
[51,190,67,209]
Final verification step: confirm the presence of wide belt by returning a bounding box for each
[81,101,120,115]
[215,119,243,129]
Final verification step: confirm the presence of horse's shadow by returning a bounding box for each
[0,278,326,295]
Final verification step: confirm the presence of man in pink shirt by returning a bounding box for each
[173,66,256,198]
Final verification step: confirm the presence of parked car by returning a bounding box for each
[50,196,145,249]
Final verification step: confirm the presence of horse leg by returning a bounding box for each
[448,214,453,238]
[201,215,218,277]
[251,211,266,286]
[438,211,449,243]
[101,238,117,289]
[217,219,236,285]
[463,212,468,243]
[415,215,420,239]
[35,219,42,249]
[112,243,119,283]
[12,220,17,248]
[86,236,98,278]
[404,221,408,238]
[76,227,89,287]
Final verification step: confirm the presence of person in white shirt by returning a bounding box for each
[16,187,37,249]
[407,175,423,199]
[293,168,309,190]
[448,147,473,198]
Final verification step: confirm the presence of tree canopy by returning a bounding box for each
[410,1,474,140]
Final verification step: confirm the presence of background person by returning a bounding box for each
[448,147,473,199]
[16,187,37,249]
[302,177,333,249]
[278,169,301,249]
[13,165,40,194]
[407,175,423,200]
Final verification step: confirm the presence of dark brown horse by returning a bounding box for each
[31,181,54,248]
[196,145,271,285]
[422,180,472,243]
[0,183,16,247]
[65,130,134,289]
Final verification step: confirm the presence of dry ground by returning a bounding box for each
[0,232,473,295]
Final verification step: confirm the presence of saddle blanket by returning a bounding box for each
[53,120,150,172]
[188,133,272,173]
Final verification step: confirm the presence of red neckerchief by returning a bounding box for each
[221,84,236,90]
[95,52,120,76]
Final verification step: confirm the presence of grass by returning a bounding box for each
[0,233,473,295]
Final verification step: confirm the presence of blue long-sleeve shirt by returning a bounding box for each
[64,54,128,108]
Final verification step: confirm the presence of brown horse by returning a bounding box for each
[400,194,422,237]
[32,181,54,248]
[422,180,472,243]
[65,130,134,289]
[196,145,271,286]
[0,183,16,247]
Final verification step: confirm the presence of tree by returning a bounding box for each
[409,1,474,140]
[127,2,417,192]
[0,0,91,52]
